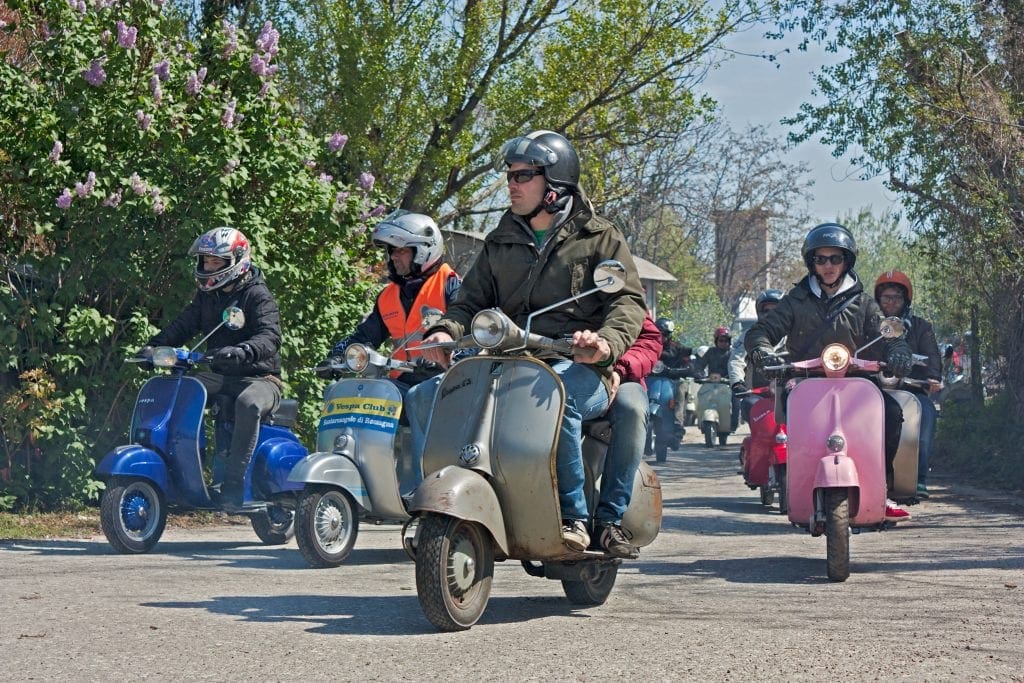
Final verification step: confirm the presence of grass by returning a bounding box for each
[0,509,247,542]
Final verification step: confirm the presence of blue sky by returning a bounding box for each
[700,24,904,224]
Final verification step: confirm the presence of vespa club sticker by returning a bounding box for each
[318,396,402,434]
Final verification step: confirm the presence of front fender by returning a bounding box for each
[287,452,371,510]
[94,445,170,493]
[813,453,859,490]
[410,465,508,556]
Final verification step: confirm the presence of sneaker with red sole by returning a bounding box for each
[885,498,911,523]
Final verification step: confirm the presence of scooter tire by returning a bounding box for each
[250,504,295,545]
[775,465,788,515]
[702,421,715,448]
[562,561,619,605]
[416,513,494,632]
[825,488,851,582]
[760,486,774,507]
[295,485,359,568]
[718,432,729,446]
[99,477,167,554]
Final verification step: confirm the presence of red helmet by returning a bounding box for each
[714,325,730,342]
[874,270,913,304]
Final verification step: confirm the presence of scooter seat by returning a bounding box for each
[266,399,299,428]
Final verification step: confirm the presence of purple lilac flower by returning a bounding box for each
[69,0,86,13]
[222,21,238,59]
[100,29,111,44]
[129,172,146,195]
[304,159,316,169]
[250,53,269,77]
[369,204,386,217]
[135,109,152,131]
[40,22,50,39]
[357,172,375,192]
[335,191,349,203]
[83,59,106,86]
[318,173,333,183]
[256,21,279,57]
[221,98,236,129]
[258,81,270,98]
[223,159,239,174]
[149,75,162,103]
[49,140,63,163]
[56,188,72,209]
[116,21,137,49]
[75,171,96,198]
[154,59,171,81]
[197,67,207,82]
[328,132,348,153]
[102,189,122,207]
[185,72,201,96]
[152,197,166,215]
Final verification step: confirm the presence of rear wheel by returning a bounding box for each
[100,478,167,554]
[415,513,494,632]
[825,488,850,582]
[718,432,729,446]
[775,465,788,514]
[760,486,774,506]
[295,486,359,568]
[250,504,294,545]
[562,561,619,605]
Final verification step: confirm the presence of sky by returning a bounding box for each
[700,23,905,224]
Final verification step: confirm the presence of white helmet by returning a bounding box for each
[371,210,443,276]
[188,227,251,291]
[695,345,710,359]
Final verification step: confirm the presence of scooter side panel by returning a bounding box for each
[253,427,307,497]
[743,397,776,486]
[287,452,373,510]
[886,389,921,499]
[620,462,662,546]
[94,445,171,493]
[786,377,886,527]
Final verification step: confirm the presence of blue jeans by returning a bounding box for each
[916,392,937,486]
[405,361,607,522]
[595,382,647,525]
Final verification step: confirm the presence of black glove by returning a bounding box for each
[134,345,154,370]
[750,346,783,370]
[667,367,693,379]
[731,382,748,395]
[212,345,248,367]
[885,346,914,377]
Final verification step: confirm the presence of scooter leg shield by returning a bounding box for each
[410,465,509,557]
[620,462,662,547]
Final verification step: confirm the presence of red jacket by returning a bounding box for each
[614,313,663,387]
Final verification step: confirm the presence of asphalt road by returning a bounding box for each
[3,424,1023,682]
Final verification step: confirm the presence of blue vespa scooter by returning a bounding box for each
[94,307,307,553]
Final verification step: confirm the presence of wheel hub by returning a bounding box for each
[314,500,344,546]
[448,534,478,595]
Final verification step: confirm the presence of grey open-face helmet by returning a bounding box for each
[492,130,580,191]
[371,210,443,276]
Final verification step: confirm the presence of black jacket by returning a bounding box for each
[906,313,941,383]
[745,273,911,363]
[149,267,281,377]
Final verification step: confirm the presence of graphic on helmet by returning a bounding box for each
[874,270,913,304]
[655,317,675,335]
[493,130,580,191]
[801,222,858,272]
[371,210,444,276]
[188,227,251,291]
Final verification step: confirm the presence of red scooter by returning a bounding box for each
[738,385,788,513]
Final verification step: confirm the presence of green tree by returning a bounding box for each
[0,0,385,509]
[265,0,762,219]
[774,0,1024,417]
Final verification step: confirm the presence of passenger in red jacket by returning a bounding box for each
[593,313,663,558]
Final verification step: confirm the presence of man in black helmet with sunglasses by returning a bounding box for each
[744,222,915,523]
[416,129,646,553]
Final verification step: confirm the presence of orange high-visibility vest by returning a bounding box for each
[378,263,454,362]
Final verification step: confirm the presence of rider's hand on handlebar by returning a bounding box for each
[731,381,748,395]
[884,346,914,378]
[212,345,248,367]
[134,345,154,370]
[420,331,454,368]
[571,330,611,365]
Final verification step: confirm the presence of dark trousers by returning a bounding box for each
[196,372,281,494]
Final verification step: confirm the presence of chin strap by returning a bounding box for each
[816,272,844,289]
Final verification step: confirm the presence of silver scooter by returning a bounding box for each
[287,311,442,568]
[409,260,663,631]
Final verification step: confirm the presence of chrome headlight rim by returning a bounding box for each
[820,343,851,372]
[470,309,510,349]
[344,343,370,373]
[152,346,179,367]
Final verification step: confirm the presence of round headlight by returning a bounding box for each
[471,309,509,348]
[344,344,369,373]
[152,346,178,367]
[827,434,845,452]
[821,344,850,372]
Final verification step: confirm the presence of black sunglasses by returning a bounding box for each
[506,168,545,184]
[812,254,845,265]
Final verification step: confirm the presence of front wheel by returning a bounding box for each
[825,488,851,582]
[99,478,167,554]
[295,485,360,568]
[760,486,774,507]
[562,561,619,605]
[250,504,295,545]
[702,421,716,448]
[415,513,494,632]
[718,432,729,446]
[775,465,788,515]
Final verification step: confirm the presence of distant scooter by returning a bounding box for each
[738,384,788,512]
[696,375,733,447]
[94,307,307,554]
[645,363,684,462]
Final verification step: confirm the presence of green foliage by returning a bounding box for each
[666,286,731,350]
[0,0,387,509]
[933,393,1024,493]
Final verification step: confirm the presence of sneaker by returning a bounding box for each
[916,484,930,500]
[598,523,639,559]
[885,499,912,523]
[561,519,590,551]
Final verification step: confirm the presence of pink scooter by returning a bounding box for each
[768,318,905,582]
[738,385,788,513]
